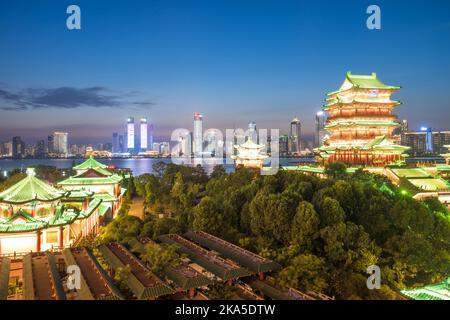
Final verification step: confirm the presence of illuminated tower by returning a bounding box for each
[316,72,409,166]
[127,117,135,153]
[248,121,257,143]
[290,117,301,154]
[315,111,327,148]
[193,112,203,157]
[140,117,148,152]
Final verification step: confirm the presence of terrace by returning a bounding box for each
[130,237,213,291]
[63,247,122,300]
[23,252,66,300]
[98,242,173,299]
[158,234,251,281]
[184,231,281,274]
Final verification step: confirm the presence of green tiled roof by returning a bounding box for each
[437,164,450,172]
[98,203,111,217]
[129,238,213,291]
[0,168,67,204]
[98,243,174,299]
[58,174,123,186]
[73,156,108,170]
[401,278,450,300]
[408,178,450,192]
[325,120,399,129]
[78,198,103,219]
[346,72,401,90]
[0,210,48,233]
[185,231,281,273]
[93,193,118,202]
[324,97,401,108]
[0,200,102,233]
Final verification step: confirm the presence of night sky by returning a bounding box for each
[0,0,449,144]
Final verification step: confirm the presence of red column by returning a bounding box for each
[36,231,41,252]
[188,288,196,298]
[59,227,64,248]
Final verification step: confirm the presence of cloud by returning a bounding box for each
[0,85,155,111]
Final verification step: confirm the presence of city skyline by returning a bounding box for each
[1,0,450,143]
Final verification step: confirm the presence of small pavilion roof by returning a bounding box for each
[73,156,108,170]
[235,139,266,150]
[0,168,67,204]
[401,278,450,300]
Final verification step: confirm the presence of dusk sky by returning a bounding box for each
[0,0,449,144]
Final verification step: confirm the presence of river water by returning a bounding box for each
[0,157,311,176]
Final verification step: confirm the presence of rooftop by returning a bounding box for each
[0,168,67,204]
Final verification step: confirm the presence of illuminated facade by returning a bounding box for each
[193,112,203,157]
[140,117,148,152]
[127,117,135,152]
[0,158,126,256]
[316,72,409,166]
[232,139,268,169]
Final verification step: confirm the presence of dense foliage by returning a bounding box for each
[108,162,450,299]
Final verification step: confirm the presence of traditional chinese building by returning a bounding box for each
[0,168,103,255]
[58,156,126,220]
[231,139,269,169]
[316,72,409,166]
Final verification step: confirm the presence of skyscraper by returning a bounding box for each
[140,117,148,152]
[12,136,25,159]
[315,111,327,148]
[127,117,135,152]
[248,121,257,143]
[53,132,68,156]
[47,135,54,154]
[36,140,46,158]
[148,124,154,151]
[289,117,301,154]
[193,112,203,157]
[118,134,124,153]
[112,132,120,153]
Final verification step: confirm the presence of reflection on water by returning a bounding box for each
[0,157,312,176]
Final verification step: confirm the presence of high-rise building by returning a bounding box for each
[112,132,120,153]
[119,135,125,153]
[0,141,11,157]
[402,130,450,156]
[127,117,135,152]
[47,135,54,154]
[36,140,46,158]
[148,124,154,151]
[152,142,160,154]
[248,121,258,143]
[279,134,289,156]
[193,112,203,157]
[289,117,301,154]
[160,142,170,156]
[316,72,409,165]
[12,137,25,159]
[53,132,68,156]
[140,117,148,152]
[315,111,327,148]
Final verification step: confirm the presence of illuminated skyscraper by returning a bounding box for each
[140,117,148,151]
[127,117,135,152]
[315,111,327,148]
[248,121,257,143]
[193,112,203,157]
[53,132,68,156]
[290,117,301,154]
